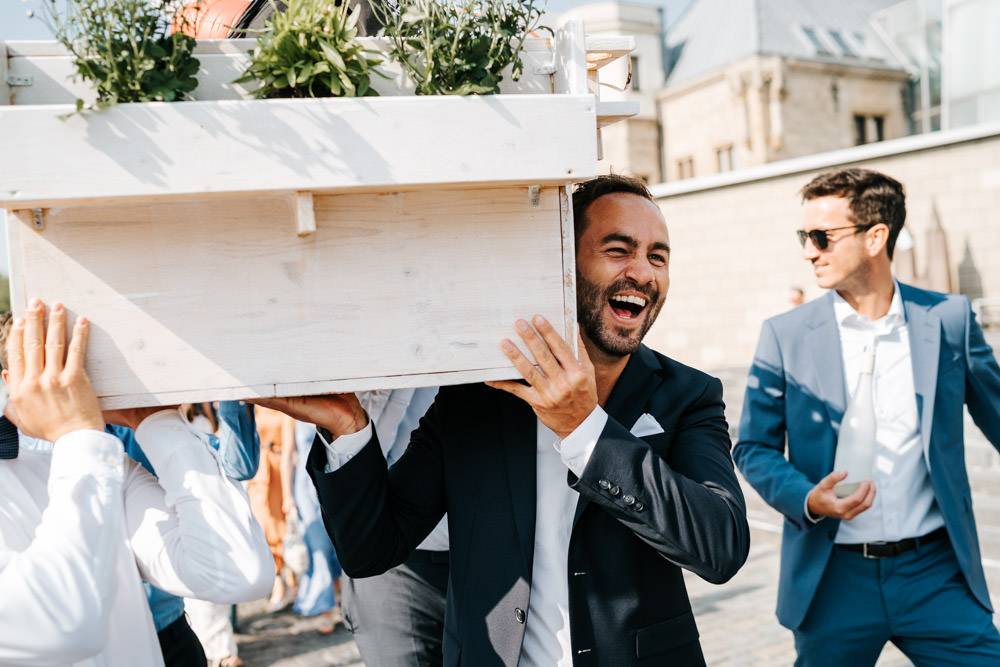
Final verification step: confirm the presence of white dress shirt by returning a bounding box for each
[321,402,608,666]
[831,283,944,543]
[0,410,273,667]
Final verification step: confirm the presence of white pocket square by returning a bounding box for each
[630,413,665,437]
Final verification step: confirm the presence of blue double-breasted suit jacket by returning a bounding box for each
[734,282,1000,630]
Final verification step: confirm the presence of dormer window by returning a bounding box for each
[800,26,832,55]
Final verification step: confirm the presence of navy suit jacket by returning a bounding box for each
[309,344,750,666]
[734,282,1000,629]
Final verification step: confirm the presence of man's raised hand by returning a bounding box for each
[4,299,103,442]
[486,315,598,439]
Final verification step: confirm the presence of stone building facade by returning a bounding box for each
[645,124,1000,371]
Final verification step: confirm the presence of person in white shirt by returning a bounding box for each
[0,299,273,666]
[735,167,1000,666]
[257,174,750,666]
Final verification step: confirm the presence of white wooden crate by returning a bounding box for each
[0,24,636,408]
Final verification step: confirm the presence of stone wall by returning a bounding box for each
[657,55,911,181]
[646,123,1000,372]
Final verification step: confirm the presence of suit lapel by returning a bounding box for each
[572,345,664,528]
[499,392,538,574]
[901,284,940,456]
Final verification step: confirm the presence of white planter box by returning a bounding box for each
[0,27,636,408]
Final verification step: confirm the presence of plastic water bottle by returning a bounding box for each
[833,346,876,498]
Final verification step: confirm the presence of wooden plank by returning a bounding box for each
[597,100,640,128]
[0,41,10,106]
[2,37,556,105]
[554,20,588,95]
[7,187,569,407]
[559,184,579,358]
[585,36,636,71]
[0,94,596,208]
[294,192,316,237]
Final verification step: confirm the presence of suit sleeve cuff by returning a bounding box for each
[319,421,373,472]
[804,495,822,525]
[556,406,608,478]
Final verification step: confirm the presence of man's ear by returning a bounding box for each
[866,223,890,257]
[1,369,7,385]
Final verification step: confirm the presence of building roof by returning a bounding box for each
[665,0,909,87]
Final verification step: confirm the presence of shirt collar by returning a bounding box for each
[832,279,906,333]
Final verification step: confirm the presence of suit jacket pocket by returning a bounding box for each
[635,611,700,658]
[639,431,674,456]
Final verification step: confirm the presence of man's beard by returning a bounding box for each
[576,273,663,358]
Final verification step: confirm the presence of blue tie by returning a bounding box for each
[0,415,18,460]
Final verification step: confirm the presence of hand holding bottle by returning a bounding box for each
[806,471,876,520]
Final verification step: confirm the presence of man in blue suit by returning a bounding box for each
[734,167,1000,666]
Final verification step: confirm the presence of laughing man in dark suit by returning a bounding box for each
[260,174,750,666]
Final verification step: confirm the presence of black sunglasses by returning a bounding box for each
[796,225,871,250]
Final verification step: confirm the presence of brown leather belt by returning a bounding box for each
[837,527,948,559]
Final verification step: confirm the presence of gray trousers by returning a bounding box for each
[342,549,449,667]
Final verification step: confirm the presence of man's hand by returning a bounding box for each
[103,406,177,431]
[806,471,876,520]
[486,315,598,439]
[250,394,368,438]
[4,299,103,442]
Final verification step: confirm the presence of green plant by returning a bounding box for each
[33,0,200,110]
[235,0,385,98]
[374,0,548,96]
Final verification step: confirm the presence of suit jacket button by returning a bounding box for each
[598,479,611,490]
[514,607,526,624]
[633,501,645,511]
[610,485,621,496]
[622,494,635,505]
[828,531,836,540]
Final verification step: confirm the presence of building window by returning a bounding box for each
[828,30,856,57]
[629,55,640,92]
[716,145,736,172]
[801,26,832,55]
[676,157,694,180]
[853,114,886,145]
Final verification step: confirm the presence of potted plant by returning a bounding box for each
[232,0,385,98]
[32,0,201,110]
[372,0,547,95]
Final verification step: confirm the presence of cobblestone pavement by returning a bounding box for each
[234,600,362,667]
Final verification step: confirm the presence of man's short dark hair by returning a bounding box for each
[800,168,906,260]
[0,312,12,372]
[572,174,654,240]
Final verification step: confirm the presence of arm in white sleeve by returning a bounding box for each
[125,409,273,604]
[318,421,374,472]
[0,431,125,665]
[557,406,609,477]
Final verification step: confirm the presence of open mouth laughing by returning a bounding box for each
[608,292,649,322]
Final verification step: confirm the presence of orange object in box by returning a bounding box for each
[172,0,252,38]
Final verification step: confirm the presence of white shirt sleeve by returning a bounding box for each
[0,430,126,664]
[318,421,374,472]
[555,406,609,478]
[125,409,273,603]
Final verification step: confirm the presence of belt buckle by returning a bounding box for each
[862,541,887,559]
